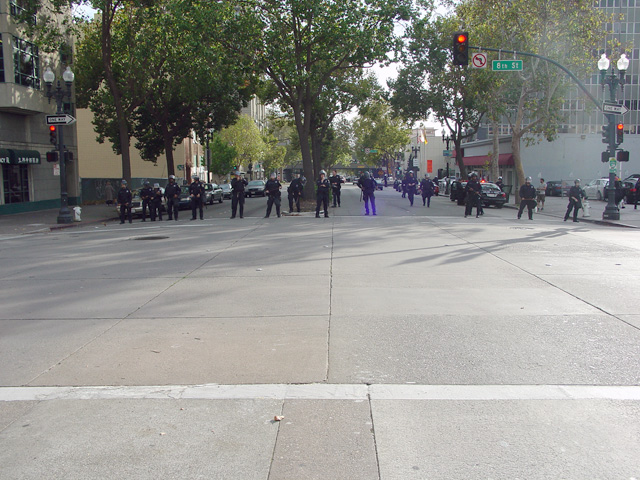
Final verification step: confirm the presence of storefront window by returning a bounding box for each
[13,36,40,89]
[2,164,30,204]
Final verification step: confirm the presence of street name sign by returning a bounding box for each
[492,60,523,71]
[602,103,629,115]
[46,114,76,126]
[609,158,617,173]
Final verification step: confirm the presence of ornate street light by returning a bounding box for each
[44,66,75,224]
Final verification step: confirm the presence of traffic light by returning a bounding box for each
[452,32,469,66]
[602,123,614,144]
[46,151,58,163]
[49,125,57,145]
[616,123,624,145]
[617,150,629,162]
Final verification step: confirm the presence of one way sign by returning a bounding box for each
[46,114,76,126]
[602,103,629,115]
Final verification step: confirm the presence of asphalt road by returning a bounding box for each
[1,184,640,479]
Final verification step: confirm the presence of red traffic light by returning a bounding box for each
[617,123,624,130]
[49,125,56,132]
[457,34,467,43]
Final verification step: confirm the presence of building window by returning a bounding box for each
[2,164,30,204]
[0,36,4,83]
[9,0,37,25]
[13,36,40,88]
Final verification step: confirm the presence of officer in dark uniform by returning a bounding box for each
[230,171,248,218]
[151,183,163,221]
[420,174,435,207]
[495,176,504,191]
[464,172,482,218]
[140,181,153,222]
[315,170,330,218]
[288,174,304,213]
[264,172,282,218]
[116,179,132,224]
[189,175,205,220]
[564,179,586,222]
[518,176,537,220]
[405,171,417,206]
[164,174,181,221]
[329,170,343,207]
[358,171,377,215]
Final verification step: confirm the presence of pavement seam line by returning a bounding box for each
[437,225,640,332]
[267,400,286,480]
[326,220,335,383]
[367,391,383,480]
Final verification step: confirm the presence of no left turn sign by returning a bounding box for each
[472,53,487,69]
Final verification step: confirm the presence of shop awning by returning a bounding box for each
[0,149,41,165]
[463,153,513,166]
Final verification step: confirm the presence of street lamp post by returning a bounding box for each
[599,53,629,221]
[44,66,75,224]
[410,146,420,172]
[442,131,452,181]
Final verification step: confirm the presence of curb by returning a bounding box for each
[503,203,637,228]
[49,217,119,232]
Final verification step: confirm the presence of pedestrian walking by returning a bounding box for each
[315,170,330,218]
[116,179,132,224]
[536,178,547,211]
[151,183,163,221]
[164,174,181,221]
[420,174,435,207]
[518,177,536,220]
[358,171,377,216]
[329,170,343,207]
[230,171,248,218]
[189,175,205,220]
[264,173,282,218]
[464,173,482,218]
[288,174,304,213]
[140,181,153,222]
[564,179,586,223]
[405,171,417,206]
[104,180,115,205]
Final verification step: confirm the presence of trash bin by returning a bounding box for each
[73,206,82,222]
[502,185,513,203]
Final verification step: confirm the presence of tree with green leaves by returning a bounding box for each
[218,114,266,173]
[209,135,237,176]
[457,0,607,186]
[225,0,423,196]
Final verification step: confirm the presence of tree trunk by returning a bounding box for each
[163,132,176,179]
[490,119,499,182]
[511,134,525,203]
[293,104,315,199]
[101,1,131,184]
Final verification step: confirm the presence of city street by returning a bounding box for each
[1,185,640,479]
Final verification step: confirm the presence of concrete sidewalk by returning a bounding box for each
[503,194,640,228]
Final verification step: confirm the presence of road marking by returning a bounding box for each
[2,384,640,402]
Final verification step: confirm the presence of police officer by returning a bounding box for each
[358,171,377,216]
[495,176,504,191]
[151,183,163,221]
[464,172,482,218]
[420,174,435,207]
[329,170,343,207]
[315,170,331,218]
[189,175,205,220]
[230,171,248,219]
[518,176,537,220]
[116,179,132,224]
[405,171,417,206]
[564,179,586,223]
[164,174,181,221]
[288,173,304,213]
[140,181,153,222]
[264,172,282,218]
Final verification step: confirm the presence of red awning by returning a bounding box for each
[462,153,514,166]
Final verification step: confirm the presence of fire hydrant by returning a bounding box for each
[73,206,82,222]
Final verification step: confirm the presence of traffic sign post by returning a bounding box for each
[471,53,487,69]
[492,60,523,71]
[46,114,76,126]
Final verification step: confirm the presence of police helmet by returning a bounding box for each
[498,176,503,180]
[121,179,127,185]
[169,175,176,180]
[574,179,581,184]
[526,176,532,182]
[320,170,326,176]
[153,183,160,188]
[364,171,371,179]
[270,172,276,179]
[192,175,199,181]
[470,172,478,178]
[144,181,150,186]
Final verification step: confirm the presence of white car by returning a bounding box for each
[584,178,609,200]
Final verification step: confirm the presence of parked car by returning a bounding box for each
[480,182,507,208]
[622,175,640,204]
[374,178,384,190]
[220,183,232,199]
[204,183,224,204]
[115,187,166,217]
[178,185,193,210]
[545,180,570,197]
[584,178,609,201]
[245,180,266,197]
